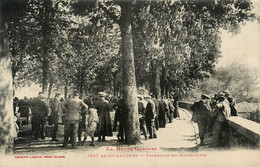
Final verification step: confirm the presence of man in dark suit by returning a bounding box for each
[145,95,157,139]
[137,95,148,140]
[31,92,49,140]
[191,94,211,145]
[49,92,66,141]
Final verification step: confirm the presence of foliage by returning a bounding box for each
[242,110,260,123]
[132,0,255,96]
[9,0,256,97]
[184,63,260,102]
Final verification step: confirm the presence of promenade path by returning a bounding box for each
[2,108,259,167]
[13,108,199,154]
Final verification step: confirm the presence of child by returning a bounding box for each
[82,106,99,146]
[11,116,19,140]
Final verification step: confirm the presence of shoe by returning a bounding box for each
[71,146,77,149]
[199,142,205,146]
[148,136,153,139]
[153,135,157,139]
[89,143,95,146]
[145,136,148,140]
[62,144,67,148]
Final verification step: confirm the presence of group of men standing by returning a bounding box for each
[191,91,238,147]
[14,91,114,149]
[113,94,180,142]
[14,90,181,148]
[60,91,113,148]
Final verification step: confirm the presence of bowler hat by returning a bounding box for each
[217,93,225,99]
[201,94,210,99]
[98,92,107,97]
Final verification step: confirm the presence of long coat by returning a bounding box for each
[30,97,48,121]
[213,99,231,123]
[191,100,211,123]
[65,97,88,122]
[94,99,113,136]
[49,98,66,124]
[18,100,31,117]
[158,100,166,128]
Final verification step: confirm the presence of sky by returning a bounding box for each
[217,0,260,70]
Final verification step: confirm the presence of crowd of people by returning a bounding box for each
[191,91,238,147]
[13,89,238,148]
[13,91,180,149]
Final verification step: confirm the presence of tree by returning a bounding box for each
[117,1,140,144]
[73,0,140,144]
[0,0,28,154]
[132,0,255,98]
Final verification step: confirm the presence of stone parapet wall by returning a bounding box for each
[179,101,260,147]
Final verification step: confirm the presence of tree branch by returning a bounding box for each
[98,1,119,24]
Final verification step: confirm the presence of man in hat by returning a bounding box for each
[210,93,231,147]
[113,97,126,142]
[49,92,66,141]
[223,91,238,116]
[94,92,113,141]
[162,95,171,123]
[30,92,49,139]
[151,94,160,130]
[17,96,31,125]
[145,95,157,139]
[63,91,88,149]
[191,94,211,145]
[173,96,180,119]
[137,94,148,140]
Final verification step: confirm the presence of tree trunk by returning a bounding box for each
[161,66,167,97]
[118,1,140,144]
[64,85,68,99]
[48,79,54,99]
[80,68,84,97]
[151,59,161,99]
[41,0,52,94]
[0,19,15,154]
[42,61,49,94]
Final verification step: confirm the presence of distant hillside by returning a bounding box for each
[236,102,260,113]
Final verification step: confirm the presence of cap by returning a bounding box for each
[217,93,225,99]
[55,92,61,96]
[201,94,210,99]
[73,91,80,96]
[98,92,107,97]
[223,90,230,97]
[143,95,151,99]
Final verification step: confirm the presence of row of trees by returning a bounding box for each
[0,0,256,152]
